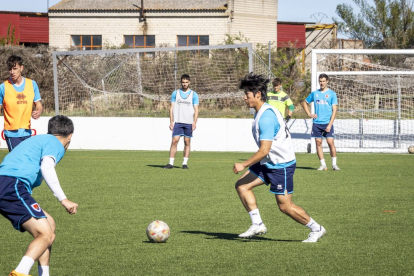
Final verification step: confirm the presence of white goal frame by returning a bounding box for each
[310,49,414,153]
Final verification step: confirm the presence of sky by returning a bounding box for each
[0,0,374,37]
[0,0,62,12]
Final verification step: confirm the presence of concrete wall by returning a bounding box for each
[1,117,410,153]
[0,117,309,152]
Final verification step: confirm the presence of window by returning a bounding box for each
[124,35,155,48]
[71,35,102,51]
[177,35,209,47]
[177,35,209,56]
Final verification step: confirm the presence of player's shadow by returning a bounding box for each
[146,165,179,169]
[295,166,316,170]
[181,230,301,242]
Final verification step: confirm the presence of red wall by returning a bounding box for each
[20,16,49,43]
[0,13,48,44]
[0,14,20,41]
[277,24,306,48]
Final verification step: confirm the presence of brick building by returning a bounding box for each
[48,0,277,50]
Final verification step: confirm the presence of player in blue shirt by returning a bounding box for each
[233,73,326,242]
[164,74,199,169]
[0,115,78,276]
[301,74,340,171]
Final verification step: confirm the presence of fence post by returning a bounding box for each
[52,52,60,115]
[248,43,253,73]
[268,41,271,79]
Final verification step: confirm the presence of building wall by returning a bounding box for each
[304,24,336,71]
[228,0,277,45]
[0,13,20,42]
[49,12,141,49]
[20,16,49,43]
[49,1,278,50]
[277,24,305,48]
[144,12,229,46]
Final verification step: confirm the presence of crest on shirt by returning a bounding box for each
[325,94,329,98]
[16,93,26,100]
[31,203,42,212]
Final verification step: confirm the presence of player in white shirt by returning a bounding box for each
[233,73,326,242]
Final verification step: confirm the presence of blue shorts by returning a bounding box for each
[0,176,46,232]
[172,123,193,138]
[249,162,296,195]
[311,123,334,138]
[5,135,31,152]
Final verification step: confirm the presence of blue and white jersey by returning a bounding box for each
[305,89,338,124]
[171,89,199,124]
[171,89,199,105]
[253,103,296,169]
[0,134,65,193]
[0,77,41,137]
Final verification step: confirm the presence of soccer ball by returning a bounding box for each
[408,145,414,154]
[146,220,170,243]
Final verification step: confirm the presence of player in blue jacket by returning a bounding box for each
[0,115,78,276]
[233,73,326,242]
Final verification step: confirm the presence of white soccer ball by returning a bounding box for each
[146,220,170,243]
[408,145,414,154]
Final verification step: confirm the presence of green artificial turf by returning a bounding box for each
[0,150,413,275]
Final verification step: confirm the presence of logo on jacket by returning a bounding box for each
[16,93,28,104]
[31,203,42,212]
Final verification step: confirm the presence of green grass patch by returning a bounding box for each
[0,151,413,275]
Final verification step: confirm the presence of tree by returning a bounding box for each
[334,0,414,49]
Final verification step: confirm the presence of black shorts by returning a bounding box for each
[311,123,334,138]
[249,162,296,195]
[0,176,46,232]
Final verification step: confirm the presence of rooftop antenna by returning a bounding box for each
[310,12,327,23]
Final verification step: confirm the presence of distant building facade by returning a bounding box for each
[48,0,277,51]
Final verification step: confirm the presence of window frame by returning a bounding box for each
[177,35,209,47]
[71,35,102,51]
[124,35,156,49]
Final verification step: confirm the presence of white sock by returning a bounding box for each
[169,158,174,165]
[15,256,35,275]
[182,157,188,165]
[320,159,326,167]
[39,265,50,276]
[306,217,322,232]
[332,157,337,166]
[249,209,263,225]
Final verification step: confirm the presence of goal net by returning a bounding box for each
[311,49,414,153]
[52,43,274,118]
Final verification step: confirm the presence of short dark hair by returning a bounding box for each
[272,78,282,86]
[181,74,191,81]
[48,115,74,137]
[319,73,329,81]
[7,55,23,70]
[239,73,269,102]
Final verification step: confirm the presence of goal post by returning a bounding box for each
[311,49,414,153]
[52,43,266,118]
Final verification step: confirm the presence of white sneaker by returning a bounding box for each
[332,165,341,171]
[238,223,267,238]
[302,226,326,243]
[317,165,328,171]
